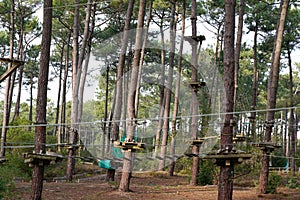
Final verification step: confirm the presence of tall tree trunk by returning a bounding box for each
[233,0,244,114]
[158,0,176,171]
[58,32,71,152]
[31,0,52,199]
[78,0,94,123]
[67,0,80,182]
[218,0,235,199]
[0,0,15,157]
[154,12,166,158]
[103,60,110,156]
[13,13,25,120]
[111,0,135,142]
[211,24,222,114]
[258,0,289,194]
[190,0,199,186]
[134,0,153,117]
[119,0,146,192]
[233,0,245,139]
[67,0,93,181]
[280,111,284,152]
[168,0,186,177]
[251,20,259,142]
[29,73,34,130]
[53,45,64,136]
[287,45,295,176]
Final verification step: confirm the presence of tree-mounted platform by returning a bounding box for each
[58,143,84,150]
[184,35,206,43]
[24,150,64,167]
[233,134,246,143]
[114,141,146,152]
[184,152,199,157]
[189,81,206,89]
[184,138,209,157]
[251,142,281,153]
[203,151,252,166]
[191,139,205,146]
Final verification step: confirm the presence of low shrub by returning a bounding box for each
[286,177,300,189]
[266,173,282,194]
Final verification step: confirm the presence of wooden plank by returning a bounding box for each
[204,153,252,160]
[233,135,246,142]
[113,141,146,151]
[192,139,204,145]
[0,58,24,82]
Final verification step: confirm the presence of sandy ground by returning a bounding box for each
[13,172,300,200]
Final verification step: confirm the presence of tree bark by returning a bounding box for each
[13,11,25,121]
[250,20,259,142]
[168,0,186,177]
[67,0,80,182]
[287,45,295,175]
[77,0,94,123]
[134,0,153,117]
[31,0,52,199]
[58,32,71,152]
[112,0,135,142]
[218,0,235,199]
[233,0,244,113]
[259,0,290,194]
[190,0,199,186]
[158,0,176,171]
[53,44,64,136]
[153,11,166,159]
[119,0,146,192]
[0,0,15,157]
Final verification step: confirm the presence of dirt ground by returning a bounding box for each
[13,172,300,200]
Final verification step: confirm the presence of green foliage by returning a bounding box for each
[175,156,192,175]
[266,173,282,194]
[286,177,300,189]
[174,157,216,186]
[6,117,35,154]
[2,153,32,181]
[295,144,300,168]
[271,150,288,168]
[0,154,31,199]
[44,160,67,179]
[153,0,171,10]
[197,160,216,186]
[0,176,15,199]
[0,155,21,199]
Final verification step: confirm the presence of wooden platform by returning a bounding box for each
[189,81,206,88]
[204,151,252,166]
[58,143,84,150]
[114,141,146,152]
[252,142,281,152]
[191,139,205,146]
[184,35,206,43]
[24,151,64,167]
[233,135,246,143]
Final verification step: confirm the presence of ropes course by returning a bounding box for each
[1,105,298,172]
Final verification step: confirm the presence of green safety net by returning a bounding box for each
[98,159,114,169]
